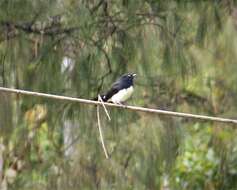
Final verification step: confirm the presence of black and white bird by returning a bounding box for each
[96,73,136,104]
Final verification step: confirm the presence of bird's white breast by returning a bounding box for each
[110,86,134,103]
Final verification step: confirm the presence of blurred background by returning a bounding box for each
[0,0,237,189]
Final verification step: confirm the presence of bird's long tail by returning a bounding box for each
[92,95,107,101]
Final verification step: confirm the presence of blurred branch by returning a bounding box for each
[0,20,79,41]
[91,39,112,73]
[0,144,4,187]
[62,134,81,154]
[97,70,112,94]
[91,0,105,13]
[0,53,6,86]
[88,38,112,93]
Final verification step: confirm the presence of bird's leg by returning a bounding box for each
[114,101,126,107]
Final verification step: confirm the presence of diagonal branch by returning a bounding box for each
[96,105,109,159]
[98,95,111,121]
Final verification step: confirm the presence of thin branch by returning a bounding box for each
[0,21,79,37]
[62,134,81,154]
[98,95,111,121]
[91,0,105,13]
[97,70,112,94]
[0,87,236,125]
[89,38,112,73]
[0,144,4,186]
[88,38,112,94]
[97,105,109,159]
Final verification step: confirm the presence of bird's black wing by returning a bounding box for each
[103,76,132,101]
[103,82,120,101]
[93,76,128,102]
[92,81,120,101]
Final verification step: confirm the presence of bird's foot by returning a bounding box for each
[113,101,126,107]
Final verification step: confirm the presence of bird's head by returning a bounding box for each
[119,73,136,85]
[122,73,136,80]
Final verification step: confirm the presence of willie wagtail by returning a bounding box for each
[95,73,136,104]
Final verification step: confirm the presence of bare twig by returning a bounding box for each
[0,87,237,125]
[0,21,79,37]
[97,106,109,159]
[97,70,112,94]
[91,0,104,13]
[0,144,4,186]
[89,38,112,73]
[98,95,111,121]
[62,134,81,154]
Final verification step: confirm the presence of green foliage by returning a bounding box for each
[0,0,237,189]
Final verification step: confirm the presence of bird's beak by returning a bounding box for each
[132,73,137,77]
